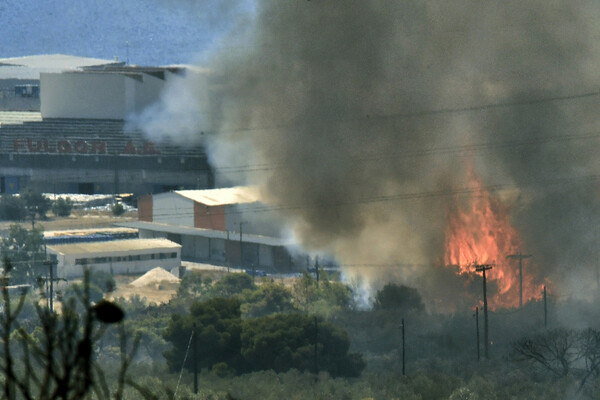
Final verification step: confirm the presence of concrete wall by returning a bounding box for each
[152,192,194,226]
[40,72,168,120]
[41,73,128,119]
[52,248,181,279]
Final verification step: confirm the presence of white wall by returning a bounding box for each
[51,247,181,279]
[153,193,194,226]
[40,71,169,120]
[41,72,127,119]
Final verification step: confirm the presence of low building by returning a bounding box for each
[138,186,263,232]
[46,238,181,279]
[118,221,297,272]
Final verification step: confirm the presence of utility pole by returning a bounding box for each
[193,323,198,394]
[475,263,493,359]
[543,285,547,328]
[314,316,319,379]
[226,230,230,273]
[43,259,58,311]
[314,256,320,287]
[506,253,532,307]
[401,318,406,375]
[474,306,480,361]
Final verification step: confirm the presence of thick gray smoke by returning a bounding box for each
[136,1,600,308]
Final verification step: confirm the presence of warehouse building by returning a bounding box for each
[119,220,294,271]
[122,186,299,271]
[46,238,181,279]
[137,186,270,233]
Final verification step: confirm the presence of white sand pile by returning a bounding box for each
[129,267,181,288]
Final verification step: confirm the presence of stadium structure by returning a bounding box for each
[0,54,213,195]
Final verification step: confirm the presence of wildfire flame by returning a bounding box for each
[443,170,543,309]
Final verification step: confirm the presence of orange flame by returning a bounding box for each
[443,170,542,309]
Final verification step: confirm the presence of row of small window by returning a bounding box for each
[75,252,178,265]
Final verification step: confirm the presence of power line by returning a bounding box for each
[195,89,600,138]
[144,172,600,219]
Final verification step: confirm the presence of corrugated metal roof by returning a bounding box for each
[47,238,181,256]
[117,221,290,247]
[0,54,121,70]
[0,111,42,125]
[0,54,122,80]
[174,186,261,206]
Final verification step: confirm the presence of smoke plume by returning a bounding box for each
[136,1,600,308]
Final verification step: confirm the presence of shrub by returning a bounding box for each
[21,189,52,219]
[52,197,74,217]
[90,270,116,294]
[0,194,27,220]
[112,202,125,216]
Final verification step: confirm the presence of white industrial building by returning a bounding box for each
[138,186,265,232]
[46,238,181,279]
[119,220,295,271]
[127,186,300,271]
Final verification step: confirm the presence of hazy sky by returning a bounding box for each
[0,0,254,65]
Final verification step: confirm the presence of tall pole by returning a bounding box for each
[543,285,547,328]
[315,256,320,287]
[475,263,493,359]
[193,323,198,394]
[226,230,230,273]
[401,318,406,375]
[49,260,54,312]
[43,260,57,311]
[507,253,532,307]
[475,307,480,361]
[314,317,318,377]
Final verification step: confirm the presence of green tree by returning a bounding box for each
[112,202,125,216]
[1,224,45,283]
[52,197,74,217]
[240,281,296,318]
[373,283,425,313]
[0,266,146,400]
[89,270,116,294]
[241,313,365,377]
[176,269,210,298]
[291,270,354,317]
[163,297,243,373]
[21,188,52,220]
[62,282,105,305]
[0,194,27,220]
[210,272,255,297]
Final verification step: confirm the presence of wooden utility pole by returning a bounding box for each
[506,253,532,307]
[543,285,547,328]
[314,317,319,377]
[226,230,230,273]
[401,318,406,375]
[474,306,480,361]
[42,260,59,311]
[475,263,493,359]
[193,323,198,394]
[315,256,320,287]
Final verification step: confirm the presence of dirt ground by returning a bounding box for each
[0,209,137,233]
